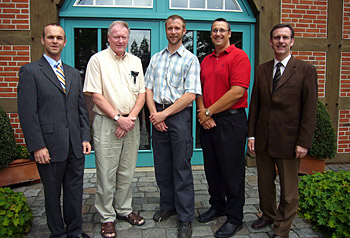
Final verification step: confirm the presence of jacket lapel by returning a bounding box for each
[264,60,274,95]
[38,57,65,94]
[274,56,296,91]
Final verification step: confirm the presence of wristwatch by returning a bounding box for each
[205,108,212,117]
[114,114,121,121]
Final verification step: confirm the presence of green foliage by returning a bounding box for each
[299,170,350,238]
[0,107,17,168]
[0,187,33,237]
[308,101,337,159]
[16,144,29,159]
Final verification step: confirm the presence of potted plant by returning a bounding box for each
[0,107,40,187]
[299,100,337,174]
[0,187,33,237]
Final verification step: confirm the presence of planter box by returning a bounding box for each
[0,159,40,187]
[298,155,326,175]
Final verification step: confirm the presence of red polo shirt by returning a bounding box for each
[200,44,251,109]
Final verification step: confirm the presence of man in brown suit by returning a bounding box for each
[247,24,318,238]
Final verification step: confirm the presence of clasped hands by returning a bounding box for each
[115,116,136,138]
[149,111,168,132]
[197,108,216,130]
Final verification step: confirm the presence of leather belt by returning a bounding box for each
[155,102,173,109]
[212,108,245,119]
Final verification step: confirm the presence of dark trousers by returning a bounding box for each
[37,144,85,238]
[256,148,300,237]
[199,111,247,224]
[152,106,194,222]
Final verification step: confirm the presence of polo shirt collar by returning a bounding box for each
[211,44,236,57]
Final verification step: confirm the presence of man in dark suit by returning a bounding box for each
[247,24,318,238]
[17,23,91,238]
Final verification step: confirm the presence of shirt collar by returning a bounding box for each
[210,44,236,57]
[43,53,62,68]
[107,46,127,60]
[274,54,291,68]
[162,44,185,56]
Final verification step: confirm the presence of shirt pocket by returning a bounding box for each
[169,66,183,88]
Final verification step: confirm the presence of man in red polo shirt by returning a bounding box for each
[196,18,251,238]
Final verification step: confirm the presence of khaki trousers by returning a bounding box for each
[256,148,300,237]
[93,114,140,223]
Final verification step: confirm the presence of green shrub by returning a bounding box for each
[0,107,17,168]
[308,101,337,159]
[16,144,29,159]
[0,187,33,238]
[298,170,350,238]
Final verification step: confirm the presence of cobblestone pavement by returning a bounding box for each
[14,164,350,238]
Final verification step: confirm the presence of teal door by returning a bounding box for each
[59,0,255,168]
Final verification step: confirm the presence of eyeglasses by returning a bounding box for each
[211,29,230,34]
[113,36,129,41]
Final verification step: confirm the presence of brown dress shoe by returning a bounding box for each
[251,217,273,230]
[272,234,289,238]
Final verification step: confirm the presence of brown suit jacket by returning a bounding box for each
[247,56,318,158]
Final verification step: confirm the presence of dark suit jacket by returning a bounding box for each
[18,56,90,162]
[247,56,318,158]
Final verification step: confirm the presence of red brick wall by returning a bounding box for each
[340,52,350,97]
[7,112,24,144]
[0,0,30,30]
[292,51,326,98]
[338,110,350,153]
[0,45,30,98]
[281,0,327,38]
[344,0,350,39]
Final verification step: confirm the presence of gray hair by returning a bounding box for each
[107,21,130,35]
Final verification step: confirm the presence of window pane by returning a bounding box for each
[75,0,93,5]
[183,31,193,52]
[96,0,113,5]
[190,0,204,8]
[102,29,108,50]
[225,0,240,10]
[171,0,187,8]
[134,0,152,6]
[128,29,152,150]
[116,0,132,5]
[207,0,222,9]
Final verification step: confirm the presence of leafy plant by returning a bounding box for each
[16,144,30,159]
[308,101,337,159]
[0,107,17,168]
[0,187,33,237]
[298,170,350,238]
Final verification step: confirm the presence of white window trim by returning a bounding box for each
[169,0,242,12]
[73,0,153,8]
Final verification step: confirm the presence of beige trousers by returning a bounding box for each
[93,114,140,223]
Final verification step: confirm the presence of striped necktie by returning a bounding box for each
[55,62,66,93]
[273,62,283,91]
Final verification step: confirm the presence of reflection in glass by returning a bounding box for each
[195,30,243,148]
[183,31,193,52]
[171,0,187,8]
[135,0,152,6]
[116,0,132,5]
[225,0,240,10]
[128,29,152,150]
[75,0,93,5]
[102,29,108,50]
[208,0,222,9]
[190,0,204,8]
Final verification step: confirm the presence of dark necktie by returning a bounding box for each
[273,62,283,90]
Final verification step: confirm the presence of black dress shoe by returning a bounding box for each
[214,221,242,238]
[68,232,90,238]
[178,221,192,238]
[198,207,225,223]
[153,209,177,222]
[251,217,273,230]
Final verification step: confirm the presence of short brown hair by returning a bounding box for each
[42,23,65,39]
[165,15,186,29]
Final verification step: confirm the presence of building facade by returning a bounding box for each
[0,0,349,166]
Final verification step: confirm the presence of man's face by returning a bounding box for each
[269,27,294,59]
[166,18,186,46]
[41,25,66,60]
[108,24,129,57]
[210,21,231,49]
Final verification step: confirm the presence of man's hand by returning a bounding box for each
[154,121,168,132]
[197,108,210,124]
[117,116,136,132]
[149,111,167,125]
[295,145,308,159]
[82,141,91,155]
[34,147,51,164]
[201,118,216,130]
[247,139,255,154]
[115,126,128,138]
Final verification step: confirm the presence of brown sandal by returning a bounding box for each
[117,212,145,226]
[101,222,116,238]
